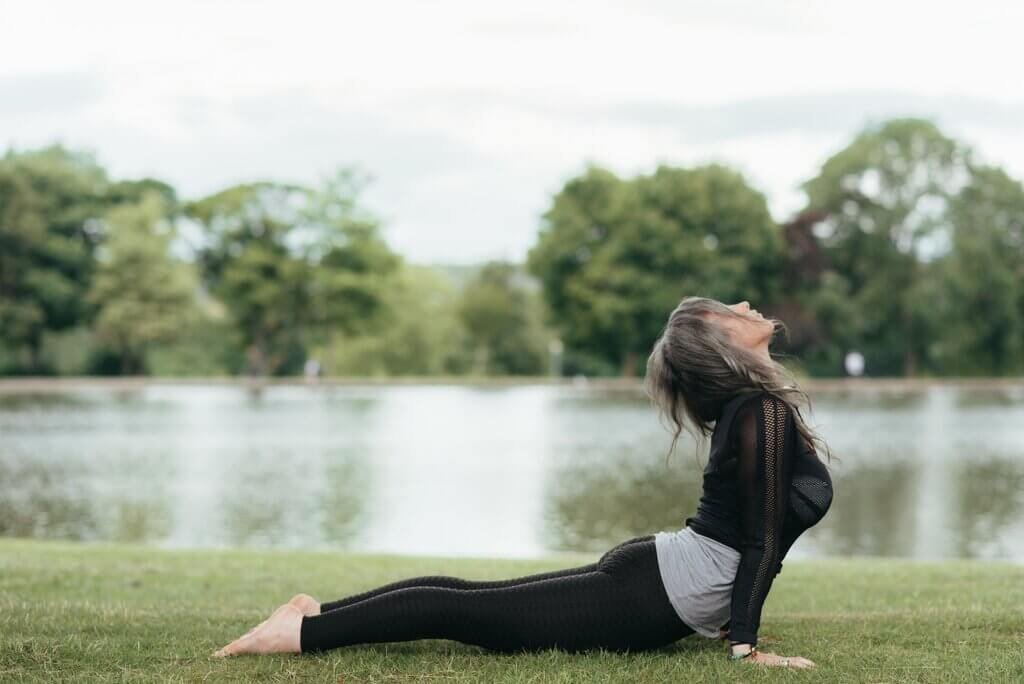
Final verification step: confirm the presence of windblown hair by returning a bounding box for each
[644,296,834,466]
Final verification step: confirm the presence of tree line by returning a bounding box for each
[1,117,1021,378]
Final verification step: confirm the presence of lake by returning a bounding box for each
[2,380,1023,562]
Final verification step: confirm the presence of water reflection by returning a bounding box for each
[951,454,1024,559]
[0,391,92,410]
[218,448,368,548]
[1,383,1023,561]
[0,459,99,539]
[0,385,372,550]
[0,457,171,542]
[811,459,918,557]
[954,387,1024,408]
[544,453,702,552]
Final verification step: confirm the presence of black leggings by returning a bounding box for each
[300,535,695,653]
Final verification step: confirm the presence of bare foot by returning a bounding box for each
[288,593,320,616]
[212,604,303,657]
[226,594,320,645]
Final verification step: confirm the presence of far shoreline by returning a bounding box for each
[1,374,1023,394]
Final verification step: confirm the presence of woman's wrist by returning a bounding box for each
[728,644,756,661]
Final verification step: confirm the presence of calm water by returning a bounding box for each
[2,382,1023,561]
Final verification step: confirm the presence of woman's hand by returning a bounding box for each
[717,628,729,640]
[743,650,816,668]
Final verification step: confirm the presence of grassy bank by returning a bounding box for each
[1,539,1021,682]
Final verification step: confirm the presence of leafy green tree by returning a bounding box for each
[0,145,110,372]
[936,166,1024,374]
[301,170,402,340]
[87,193,199,374]
[185,170,400,376]
[457,261,548,375]
[800,118,973,376]
[0,166,47,371]
[772,211,859,376]
[186,181,311,376]
[108,178,179,211]
[319,263,466,376]
[771,214,863,377]
[528,163,781,376]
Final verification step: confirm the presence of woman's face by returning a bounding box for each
[713,301,775,354]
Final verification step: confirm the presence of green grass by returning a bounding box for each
[1,539,1022,682]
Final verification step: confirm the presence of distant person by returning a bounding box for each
[214,296,834,669]
[303,358,321,384]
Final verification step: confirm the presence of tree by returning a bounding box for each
[800,118,973,376]
[0,166,46,371]
[185,169,400,376]
[186,181,313,376]
[87,193,199,374]
[318,263,466,376]
[457,261,548,375]
[528,163,781,376]
[936,166,1024,374]
[301,170,402,341]
[772,210,861,376]
[0,145,110,372]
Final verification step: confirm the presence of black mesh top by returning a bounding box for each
[684,390,834,646]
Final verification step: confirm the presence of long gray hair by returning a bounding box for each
[644,296,834,466]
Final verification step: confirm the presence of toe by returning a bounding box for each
[212,643,236,658]
[221,634,254,656]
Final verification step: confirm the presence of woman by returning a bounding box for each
[213,296,835,669]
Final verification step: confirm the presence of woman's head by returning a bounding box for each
[715,300,776,358]
[644,295,833,464]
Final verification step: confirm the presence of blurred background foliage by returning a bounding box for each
[2,117,1022,378]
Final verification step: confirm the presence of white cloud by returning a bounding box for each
[2,1,1023,262]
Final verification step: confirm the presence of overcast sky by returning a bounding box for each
[3,1,1023,263]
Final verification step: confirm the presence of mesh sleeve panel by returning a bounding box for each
[726,393,793,646]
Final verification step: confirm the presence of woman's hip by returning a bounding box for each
[595,534,693,635]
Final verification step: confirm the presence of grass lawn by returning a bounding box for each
[1,539,1022,682]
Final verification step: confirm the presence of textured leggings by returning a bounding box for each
[299,535,695,653]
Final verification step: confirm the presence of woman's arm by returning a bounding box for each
[726,393,792,647]
[723,394,814,668]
